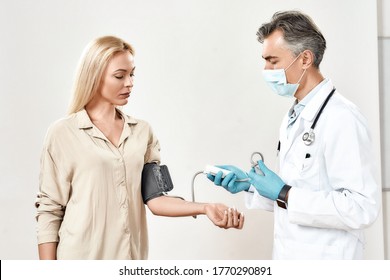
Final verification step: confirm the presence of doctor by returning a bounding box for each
[208,10,380,259]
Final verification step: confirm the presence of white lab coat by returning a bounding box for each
[246,80,380,259]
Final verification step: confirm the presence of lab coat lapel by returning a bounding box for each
[278,80,335,163]
[278,114,290,163]
[299,81,335,124]
[279,114,305,163]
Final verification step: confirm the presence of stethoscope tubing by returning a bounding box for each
[310,87,336,130]
[302,87,336,146]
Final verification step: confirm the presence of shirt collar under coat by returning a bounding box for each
[298,79,335,124]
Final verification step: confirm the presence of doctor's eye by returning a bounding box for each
[267,58,278,65]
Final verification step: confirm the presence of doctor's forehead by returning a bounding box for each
[261,30,289,58]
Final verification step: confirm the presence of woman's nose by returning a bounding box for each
[125,76,134,88]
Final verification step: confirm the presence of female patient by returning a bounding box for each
[35,35,244,260]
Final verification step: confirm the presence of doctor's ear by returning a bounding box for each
[301,50,314,69]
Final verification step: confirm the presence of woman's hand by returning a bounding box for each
[204,203,244,229]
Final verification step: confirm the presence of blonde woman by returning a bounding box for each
[35,36,244,260]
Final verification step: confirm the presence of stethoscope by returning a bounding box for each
[302,87,336,146]
[250,151,265,175]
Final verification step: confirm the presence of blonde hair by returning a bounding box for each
[68,36,135,114]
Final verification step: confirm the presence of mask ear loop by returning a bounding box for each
[284,52,306,85]
[295,50,313,84]
[296,68,307,84]
[284,52,303,72]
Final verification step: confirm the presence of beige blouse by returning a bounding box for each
[35,109,161,259]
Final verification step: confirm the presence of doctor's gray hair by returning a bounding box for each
[257,11,326,68]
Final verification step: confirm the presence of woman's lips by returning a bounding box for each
[120,92,130,98]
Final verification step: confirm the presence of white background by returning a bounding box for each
[0,0,385,259]
[378,0,390,260]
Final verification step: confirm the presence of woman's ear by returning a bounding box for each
[301,50,314,69]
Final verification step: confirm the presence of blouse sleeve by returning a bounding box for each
[144,124,161,164]
[35,128,71,244]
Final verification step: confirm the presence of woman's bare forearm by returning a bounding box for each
[38,242,58,260]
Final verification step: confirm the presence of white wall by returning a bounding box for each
[378,0,390,260]
[0,0,384,259]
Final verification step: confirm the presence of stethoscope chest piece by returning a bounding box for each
[301,87,336,146]
[250,151,265,175]
[302,129,315,146]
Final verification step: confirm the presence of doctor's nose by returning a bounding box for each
[263,61,273,70]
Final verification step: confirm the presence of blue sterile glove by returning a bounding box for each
[247,160,285,201]
[207,165,250,194]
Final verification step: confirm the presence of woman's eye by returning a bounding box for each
[130,73,135,77]
[115,75,124,79]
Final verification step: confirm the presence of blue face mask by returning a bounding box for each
[262,53,306,98]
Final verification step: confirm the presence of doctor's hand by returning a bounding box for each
[248,160,285,201]
[207,165,250,193]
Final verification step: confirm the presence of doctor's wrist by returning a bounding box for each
[276,184,292,209]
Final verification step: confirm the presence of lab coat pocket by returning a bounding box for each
[292,140,318,174]
[300,149,316,172]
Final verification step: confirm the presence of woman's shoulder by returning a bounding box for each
[49,114,76,129]
[44,113,80,141]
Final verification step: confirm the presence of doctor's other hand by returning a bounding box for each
[204,203,244,229]
[248,160,285,201]
[207,165,250,193]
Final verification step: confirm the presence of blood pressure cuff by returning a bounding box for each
[141,163,174,203]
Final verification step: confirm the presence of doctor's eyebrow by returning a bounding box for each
[262,55,278,61]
